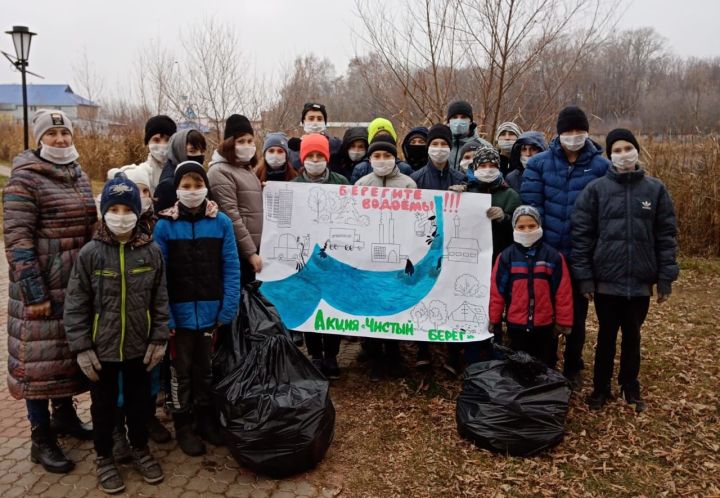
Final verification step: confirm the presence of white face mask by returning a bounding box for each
[303,121,326,134]
[304,160,327,176]
[448,118,470,136]
[176,188,208,208]
[148,143,169,164]
[459,158,473,171]
[141,197,153,214]
[497,139,515,153]
[559,132,588,152]
[104,212,138,236]
[371,158,396,177]
[475,167,500,183]
[40,144,79,164]
[235,145,256,163]
[348,150,366,162]
[428,146,450,164]
[265,152,286,169]
[611,149,638,172]
[520,155,530,167]
[514,227,543,248]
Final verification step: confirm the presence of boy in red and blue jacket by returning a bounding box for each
[489,206,573,368]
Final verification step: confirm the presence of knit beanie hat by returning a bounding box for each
[446,100,473,121]
[263,132,290,155]
[495,121,523,142]
[458,139,485,159]
[300,133,330,163]
[174,161,210,189]
[301,102,327,123]
[512,205,542,228]
[605,128,640,156]
[224,114,254,140]
[471,146,500,170]
[32,109,73,145]
[427,124,453,147]
[368,136,398,157]
[368,118,398,143]
[556,106,589,135]
[144,115,177,144]
[123,166,151,189]
[101,172,141,217]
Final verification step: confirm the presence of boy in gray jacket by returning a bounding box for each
[64,173,169,494]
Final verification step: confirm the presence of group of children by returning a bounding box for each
[26,99,676,493]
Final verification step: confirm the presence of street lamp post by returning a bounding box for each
[5,26,36,150]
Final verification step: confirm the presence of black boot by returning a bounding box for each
[147,415,172,444]
[622,384,646,413]
[30,424,75,474]
[50,399,93,440]
[194,407,224,446]
[586,390,611,411]
[173,413,206,456]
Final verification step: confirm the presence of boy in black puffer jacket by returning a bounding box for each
[572,128,679,413]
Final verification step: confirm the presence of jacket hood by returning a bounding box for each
[549,136,605,166]
[208,149,228,168]
[340,126,369,159]
[12,149,84,183]
[166,129,193,166]
[401,126,429,153]
[509,131,548,171]
[93,219,153,248]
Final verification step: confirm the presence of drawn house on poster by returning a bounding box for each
[265,188,293,227]
[450,301,485,332]
[446,216,479,263]
[371,212,407,263]
[273,233,309,261]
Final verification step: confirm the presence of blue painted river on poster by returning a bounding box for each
[260,196,445,329]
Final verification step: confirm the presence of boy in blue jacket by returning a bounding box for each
[153,161,241,456]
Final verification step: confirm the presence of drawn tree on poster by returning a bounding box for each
[455,274,480,297]
[427,300,448,330]
[308,188,327,222]
[410,302,429,329]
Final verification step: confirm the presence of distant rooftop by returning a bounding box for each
[0,84,98,107]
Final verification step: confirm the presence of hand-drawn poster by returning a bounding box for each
[258,182,493,343]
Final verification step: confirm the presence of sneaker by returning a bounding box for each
[586,390,610,411]
[112,427,132,463]
[96,456,125,494]
[147,415,172,444]
[131,447,164,484]
[622,385,646,413]
[323,357,341,380]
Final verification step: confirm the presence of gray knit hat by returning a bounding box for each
[32,109,73,145]
[263,132,289,155]
[495,121,523,142]
[512,205,542,228]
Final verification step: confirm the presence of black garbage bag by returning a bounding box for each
[214,320,335,477]
[456,347,570,456]
[239,281,304,347]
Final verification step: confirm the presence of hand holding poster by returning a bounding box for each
[258,182,493,343]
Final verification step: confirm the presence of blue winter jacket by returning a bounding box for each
[351,159,414,185]
[520,137,610,259]
[153,202,241,330]
[411,161,465,190]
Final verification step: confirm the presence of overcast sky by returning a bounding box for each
[2,0,719,101]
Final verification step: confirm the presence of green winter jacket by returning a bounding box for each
[466,178,521,259]
[64,223,169,362]
[292,171,349,185]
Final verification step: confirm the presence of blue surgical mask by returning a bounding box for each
[449,118,470,137]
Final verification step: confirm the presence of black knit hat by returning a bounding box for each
[446,100,473,121]
[144,115,177,144]
[605,128,640,156]
[174,161,210,189]
[101,172,141,217]
[556,106,589,135]
[427,124,453,147]
[224,114,254,140]
[368,137,397,157]
[301,102,327,123]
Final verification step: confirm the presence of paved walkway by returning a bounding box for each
[0,245,347,497]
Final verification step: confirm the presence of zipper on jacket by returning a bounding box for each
[526,250,536,332]
[192,220,199,331]
[626,182,633,298]
[91,313,100,343]
[119,242,126,360]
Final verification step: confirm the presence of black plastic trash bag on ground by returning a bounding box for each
[214,320,335,477]
[456,347,571,456]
